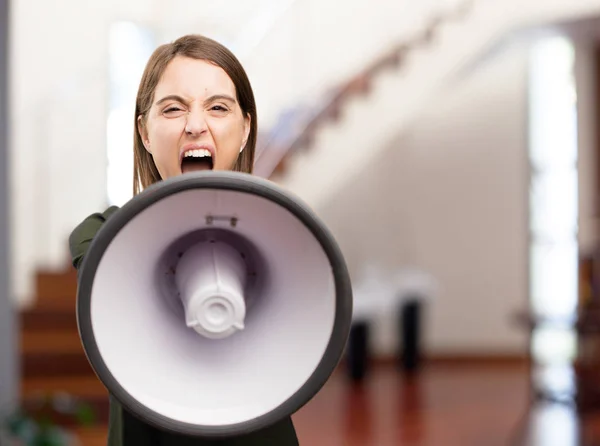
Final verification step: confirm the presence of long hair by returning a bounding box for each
[133,35,257,195]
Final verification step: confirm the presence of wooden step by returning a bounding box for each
[21,308,78,331]
[22,376,107,399]
[35,269,78,304]
[21,330,83,355]
[33,293,78,310]
[22,352,94,378]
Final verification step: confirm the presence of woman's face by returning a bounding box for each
[138,56,250,179]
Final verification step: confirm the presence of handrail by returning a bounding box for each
[254,0,474,178]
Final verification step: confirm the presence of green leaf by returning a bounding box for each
[75,404,96,426]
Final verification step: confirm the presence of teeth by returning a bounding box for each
[184,149,212,158]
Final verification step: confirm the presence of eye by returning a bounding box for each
[210,105,229,113]
[162,105,186,116]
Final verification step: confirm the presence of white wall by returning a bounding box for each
[319,40,531,355]
[11,1,107,304]
[8,0,167,305]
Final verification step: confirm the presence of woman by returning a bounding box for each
[69,34,299,446]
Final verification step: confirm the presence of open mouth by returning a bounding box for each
[181,149,214,173]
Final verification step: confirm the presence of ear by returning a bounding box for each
[240,113,251,153]
[137,115,151,154]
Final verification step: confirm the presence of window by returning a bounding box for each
[107,22,156,206]
[527,35,578,373]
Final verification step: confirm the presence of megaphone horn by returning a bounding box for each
[76,171,353,438]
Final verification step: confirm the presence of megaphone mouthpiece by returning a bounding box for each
[176,239,247,339]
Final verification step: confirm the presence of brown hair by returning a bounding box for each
[133,34,257,195]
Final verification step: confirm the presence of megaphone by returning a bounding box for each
[76,171,353,438]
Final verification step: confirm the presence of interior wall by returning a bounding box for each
[1,0,18,412]
[8,0,155,305]
[319,40,531,355]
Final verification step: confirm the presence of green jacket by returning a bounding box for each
[69,206,299,446]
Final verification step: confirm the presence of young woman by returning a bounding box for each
[69,34,299,446]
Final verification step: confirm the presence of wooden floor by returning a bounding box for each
[295,361,531,446]
[64,360,600,446]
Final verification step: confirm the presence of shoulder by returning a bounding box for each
[69,206,120,270]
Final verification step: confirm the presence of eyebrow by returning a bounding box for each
[155,94,237,107]
[205,94,237,105]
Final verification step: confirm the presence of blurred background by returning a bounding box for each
[3,0,600,444]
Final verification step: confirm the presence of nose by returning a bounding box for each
[185,109,207,136]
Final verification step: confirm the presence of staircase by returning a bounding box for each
[260,0,600,211]
[19,267,109,445]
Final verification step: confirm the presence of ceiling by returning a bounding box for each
[148,0,294,59]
